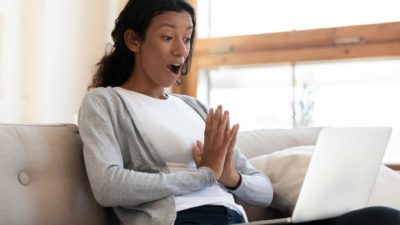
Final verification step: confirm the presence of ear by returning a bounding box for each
[124,29,141,52]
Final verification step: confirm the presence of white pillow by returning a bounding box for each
[249,146,400,215]
[369,166,400,209]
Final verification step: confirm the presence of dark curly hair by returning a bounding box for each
[89,0,196,89]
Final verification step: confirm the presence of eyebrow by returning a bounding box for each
[159,23,193,30]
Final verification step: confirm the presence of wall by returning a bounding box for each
[0,0,127,124]
[0,15,3,102]
[0,0,21,122]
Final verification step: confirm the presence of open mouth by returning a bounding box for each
[167,64,182,75]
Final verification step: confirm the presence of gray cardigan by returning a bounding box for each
[78,87,273,225]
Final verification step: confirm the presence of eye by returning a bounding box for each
[161,36,173,41]
[184,37,191,44]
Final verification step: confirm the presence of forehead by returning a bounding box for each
[149,11,193,30]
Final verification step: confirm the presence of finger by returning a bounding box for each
[209,106,222,146]
[204,108,213,141]
[212,105,222,131]
[217,110,229,140]
[231,124,239,146]
[196,140,204,152]
[207,108,214,126]
[225,111,231,139]
[192,143,202,167]
[227,124,239,159]
[196,140,204,157]
[223,123,238,150]
[197,140,204,159]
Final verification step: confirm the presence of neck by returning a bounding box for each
[121,75,167,100]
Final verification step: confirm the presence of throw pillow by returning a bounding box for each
[249,146,313,215]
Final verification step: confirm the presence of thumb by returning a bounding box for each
[196,140,204,151]
[227,124,239,160]
[192,142,202,168]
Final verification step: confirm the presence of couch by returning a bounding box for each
[1,124,399,225]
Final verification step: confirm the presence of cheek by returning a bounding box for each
[186,45,191,57]
[141,48,158,67]
[140,50,167,76]
[142,42,168,62]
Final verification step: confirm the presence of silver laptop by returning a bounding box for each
[235,127,392,225]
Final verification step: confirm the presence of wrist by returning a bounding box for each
[200,166,218,184]
[222,171,241,190]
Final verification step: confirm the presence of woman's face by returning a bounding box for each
[133,11,193,90]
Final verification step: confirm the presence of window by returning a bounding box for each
[197,64,293,130]
[295,59,400,127]
[297,58,400,163]
[175,1,400,163]
[197,58,400,163]
[197,0,400,38]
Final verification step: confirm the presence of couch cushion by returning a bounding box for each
[237,128,321,158]
[0,124,108,225]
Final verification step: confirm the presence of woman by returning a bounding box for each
[79,0,272,224]
[78,0,400,224]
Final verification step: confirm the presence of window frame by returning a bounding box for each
[175,1,400,97]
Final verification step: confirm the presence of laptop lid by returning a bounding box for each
[291,127,392,223]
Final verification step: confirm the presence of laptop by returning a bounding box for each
[235,127,392,225]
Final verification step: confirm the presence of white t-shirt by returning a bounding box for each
[114,87,246,218]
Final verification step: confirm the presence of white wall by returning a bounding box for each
[0,0,127,124]
[0,0,21,122]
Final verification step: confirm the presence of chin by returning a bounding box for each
[161,79,180,88]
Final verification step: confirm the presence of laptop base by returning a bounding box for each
[233,217,292,225]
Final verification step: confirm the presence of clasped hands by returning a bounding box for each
[192,105,241,189]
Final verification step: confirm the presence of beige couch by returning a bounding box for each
[1,124,398,224]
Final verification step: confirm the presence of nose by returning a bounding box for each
[172,39,189,58]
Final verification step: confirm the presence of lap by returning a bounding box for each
[297,206,400,225]
[174,205,245,225]
[174,206,400,225]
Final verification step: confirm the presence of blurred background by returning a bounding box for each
[0,0,126,123]
[0,0,399,163]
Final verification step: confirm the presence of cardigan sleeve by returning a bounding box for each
[78,91,215,207]
[225,147,274,207]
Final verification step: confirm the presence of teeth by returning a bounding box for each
[172,64,181,66]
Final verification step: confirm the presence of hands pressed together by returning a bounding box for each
[192,105,241,189]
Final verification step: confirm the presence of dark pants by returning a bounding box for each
[298,206,400,225]
[174,205,245,225]
[174,205,400,225]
